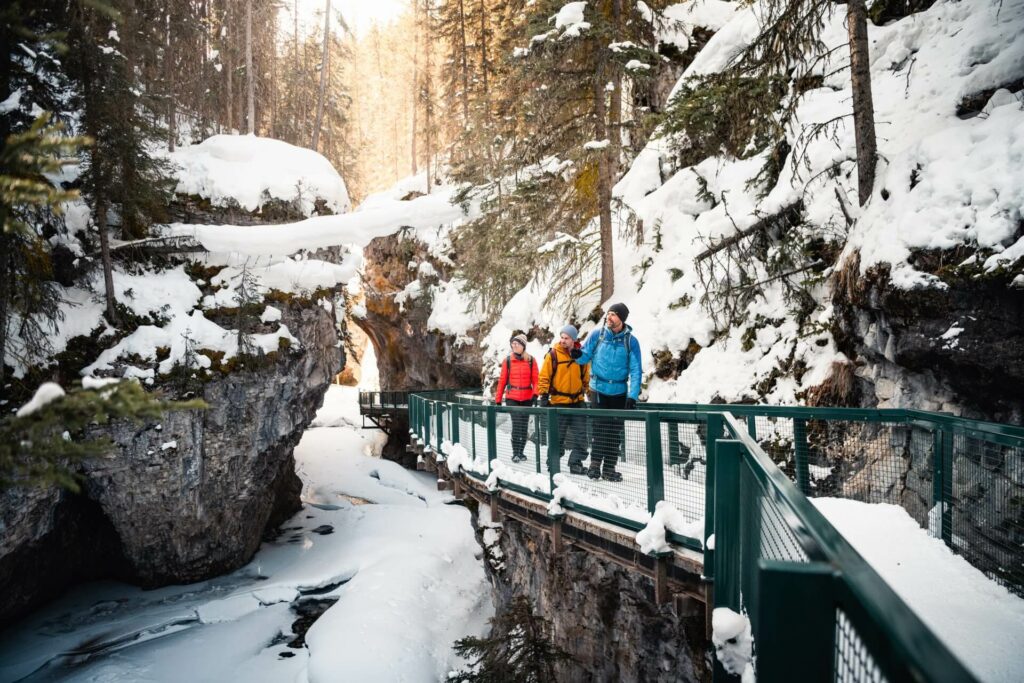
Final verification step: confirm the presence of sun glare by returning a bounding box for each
[288,0,410,37]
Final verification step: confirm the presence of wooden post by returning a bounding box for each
[654,554,670,605]
[490,491,502,523]
[551,516,563,553]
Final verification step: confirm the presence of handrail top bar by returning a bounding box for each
[407,391,1023,441]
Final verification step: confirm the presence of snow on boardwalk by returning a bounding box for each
[0,386,492,683]
[815,498,1024,683]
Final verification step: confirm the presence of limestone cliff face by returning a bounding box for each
[488,519,710,683]
[358,232,482,391]
[0,305,342,628]
[833,255,1024,423]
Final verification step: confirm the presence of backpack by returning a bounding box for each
[546,348,586,400]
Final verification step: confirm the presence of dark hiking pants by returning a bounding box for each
[558,401,588,467]
[590,392,627,473]
[506,398,531,458]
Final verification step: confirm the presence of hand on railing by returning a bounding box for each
[538,394,550,407]
[625,397,636,409]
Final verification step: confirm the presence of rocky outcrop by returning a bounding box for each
[833,253,1024,423]
[358,232,482,390]
[488,518,710,683]
[0,304,342,628]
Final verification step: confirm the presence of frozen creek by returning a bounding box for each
[0,386,493,683]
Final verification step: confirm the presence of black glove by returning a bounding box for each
[530,397,537,406]
[569,347,582,360]
[538,395,550,407]
[625,397,636,410]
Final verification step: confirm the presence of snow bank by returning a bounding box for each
[816,497,1024,683]
[0,387,493,683]
[169,134,350,215]
[167,186,467,256]
[636,500,704,554]
[712,607,754,681]
[15,382,65,417]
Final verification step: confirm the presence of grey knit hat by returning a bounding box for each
[510,334,528,348]
[559,324,579,341]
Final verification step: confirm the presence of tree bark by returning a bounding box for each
[166,1,176,151]
[311,0,331,151]
[96,198,118,325]
[225,1,233,132]
[245,0,255,134]
[411,0,419,175]
[847,0,877,206]
[423,0,433,193]
[457,0,469,127]
[595,61,614,303]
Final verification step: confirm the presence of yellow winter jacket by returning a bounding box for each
[537,344,591,405]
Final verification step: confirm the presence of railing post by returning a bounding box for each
[424,401,432,446]
[746,415,757,438]
[793,417,810,495]
[451,404,460,445]
[547,409,560,491]
[535,410,543,474]
[436,402,445,448]
[940,427,954,547]
[486,405,497,475]
[756,561,836,682]
[646,412,665,515]
[704,413,723,575]
[713,439,743,613]
[667,419,682,466]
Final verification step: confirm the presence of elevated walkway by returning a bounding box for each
[384,390,1024,682]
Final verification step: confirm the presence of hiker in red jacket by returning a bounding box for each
[495,334,539,462]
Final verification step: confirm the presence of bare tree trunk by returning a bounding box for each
[423,0,433,193]
[166,3,176,151]
[411,0,419,175]
[457,0,469,127]
[225,1,233,132]
[595,61,614,303]
[96,198,118,325]
[848,0,877,206]
[311,0,331,150]
[245,0,255,134]
[609,0,622,168]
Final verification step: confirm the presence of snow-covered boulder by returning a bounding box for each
[169,134,351,216]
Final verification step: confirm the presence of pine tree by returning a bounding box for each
[449,596,571,682]
[1,2,90,386]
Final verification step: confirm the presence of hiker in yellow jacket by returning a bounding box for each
[537,324,591,475]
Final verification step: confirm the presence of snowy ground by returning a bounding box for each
[0,386,493,683]
[816,498,1024,683]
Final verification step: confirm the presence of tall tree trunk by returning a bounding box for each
[96,198,118,325]
[847,0,877,206]
[423,0,432,192]
[225,1,233,132]
[311,0,331,150]
[609,0,622,168]
[245,0,255,134]
[457,0,469,127]
[166,3,176,151]
[411,0,419,175]
[595,61,614,303]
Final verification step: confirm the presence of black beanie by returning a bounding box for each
[608,302,629,322]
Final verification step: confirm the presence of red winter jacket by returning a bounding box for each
[495,353,539,403]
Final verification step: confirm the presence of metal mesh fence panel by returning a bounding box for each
[834,609,887,683]
[661,417,708,524]
[949,432,1024,597]
[573,411,650,519]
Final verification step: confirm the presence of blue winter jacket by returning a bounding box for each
[575,324,642,399]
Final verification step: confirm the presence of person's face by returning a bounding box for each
[511,340,525,354]
[559,332,573,351]
[605,310,623,332]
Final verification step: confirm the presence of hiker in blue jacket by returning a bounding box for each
[571,302,641,481]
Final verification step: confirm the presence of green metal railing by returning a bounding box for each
[408,392,1024,681]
